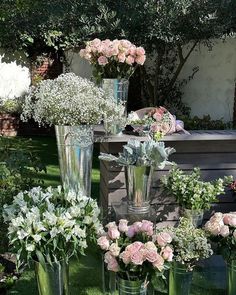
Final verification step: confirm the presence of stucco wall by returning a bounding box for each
[180,38,236,121]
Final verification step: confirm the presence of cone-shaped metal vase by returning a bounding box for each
[101,78,129,134]
[125,165,154,214]
[35,261,69,295]
[55,125,93,196]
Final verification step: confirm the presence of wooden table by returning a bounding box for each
[97,130,236,225]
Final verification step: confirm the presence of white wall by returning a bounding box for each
[180,38,236,121]
[0,53,31,100]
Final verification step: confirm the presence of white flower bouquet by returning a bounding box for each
[3,186,101,269]
[21,73,125,126]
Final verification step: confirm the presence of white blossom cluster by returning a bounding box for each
[3,186,101,268]
[21,73,125,126]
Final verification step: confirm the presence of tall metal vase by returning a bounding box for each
[118,277,147,295]
[227,260,236,295]
[125,165,154,214]
[35,261,69,295]
[55,125,94,196]
[169,263,193,295]
[101,78,129,134]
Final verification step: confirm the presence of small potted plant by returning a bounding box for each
[97,219,173,295]
[205,211,236,295]
[3,186,101,295]
[167,218,213,295]
[0,97,21,136]
[99,139,175,213]
[161,166,232,227]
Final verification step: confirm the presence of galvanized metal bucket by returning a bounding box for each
[125,165,154,214]
[169,263,193,295]
[227,260,236,295]
[35,261,69,295]
[55,125,94,196]
[101,78,129,134]
[118,278,147,295]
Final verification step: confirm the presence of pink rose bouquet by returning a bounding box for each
[80,39,146,82]
[97,219,173,281]
[205,212,236,261]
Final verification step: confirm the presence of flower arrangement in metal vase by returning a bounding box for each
[99,139,175,168]
[21,72,125,126]
[161,166,233,212]
[80,39,146,82]
[205,212,236,261]
[3,186,101,269]
[168,218,213,271]
[97,219,173,283]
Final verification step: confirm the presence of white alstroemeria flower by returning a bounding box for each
[43,211,57,226]
[73,225,86,238]
[32,234,42,243]
[26,244,35,252]
[79,240,87,248]
[50,227,60,238]
[17,229,28,240]
[33,222,46,233]
[83,216,92,225]
[12,216,24,227]
[66,191,77,203]
[69,206,81,218]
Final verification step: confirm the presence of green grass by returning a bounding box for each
[7,136,103,295]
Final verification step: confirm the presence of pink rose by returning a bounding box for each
[128,45,136,56]
[135,55,146,65]
[156,232,172,247]
[131,251,144,265]
[84,52,92,61]
[220,225,230,237]
[104,252,119,272]
[97,236,110,250]
[141,220,154,236]
[127,225,136,238]
[133,222,142,233]
[118,53,126,63]
[144,241,157,251]
[120,250,131,264]
[120,40,132,48]
[108,226,120,240]
[136,46,145,56]
[104,251,113,263]
[91,38,101,48]
[126,55,135,65]
[146,250,159,263]
[128,241,144,252]
[109,243,121,257]
[98,56,108,66]
[118,219,129,233]
[106,222,116,229]
[161,246,173,262]
[79,49,86,58]
[152,254,164,271]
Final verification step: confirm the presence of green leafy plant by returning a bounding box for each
[168,218,213,270]
[161,166,232,211]
[99,139,175,168]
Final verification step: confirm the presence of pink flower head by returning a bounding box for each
[104,252,119,272]
[126,55,135,65]
[133,222,142,233]
[136,46,146,56]
[120,250,131,264]
[106,222,116,229]
[141,220,154,236]
[144,241,157,251]
[135,54,146,65]
[130,251,144,265]
[205,213,224,235]
[146,249,159,263]
[109,243,121,257]
[97,236,110,250]
[224,213,236,227]
[152,254,164,271]
[128,45,137,56]
[91,38,101,48]
[98,56,108,66]
[156,232,172,247]
[161,246,173,262]
[118,53,126,63]
[127,225,136,238]
[79,49,86,58]
[108,226,120,240]
[220,225,230,237]
[118,219,129,233]
[120,39,132,48]
[127,241,144,252]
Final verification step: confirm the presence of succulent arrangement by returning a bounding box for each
[99,139,175,168]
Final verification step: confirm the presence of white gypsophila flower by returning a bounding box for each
[21,73,125,126]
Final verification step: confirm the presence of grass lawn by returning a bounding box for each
[8,136,104,295]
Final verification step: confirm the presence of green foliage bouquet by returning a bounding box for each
[99,139,175,168]
[3,186,101,269]
[161,166,232,211]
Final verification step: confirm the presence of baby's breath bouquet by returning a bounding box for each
[21,73,124,126]
[3,186,101,269]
